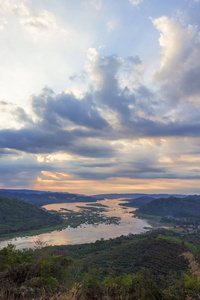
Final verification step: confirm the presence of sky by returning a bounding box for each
[0,0,200,195]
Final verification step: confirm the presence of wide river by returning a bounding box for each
[0,199,152,250]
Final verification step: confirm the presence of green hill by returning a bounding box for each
[1,229,200,299]
[119,196,155,208]
[138,196,200,217]
[0,196,62,236]
[53,229,189,281]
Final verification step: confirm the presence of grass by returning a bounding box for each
[157,235,200,255]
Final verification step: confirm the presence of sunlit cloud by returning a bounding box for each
[34,171,200,195]
[152,16,200,103]
[0,0,58,40]
[0,0,200,194]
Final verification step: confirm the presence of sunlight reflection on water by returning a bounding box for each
[0,199,151,250]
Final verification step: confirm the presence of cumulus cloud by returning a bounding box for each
[1,46,200,157]
[31,87,109,130]
[1,32,200,187]
[152,16,200,103]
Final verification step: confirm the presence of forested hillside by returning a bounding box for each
[119,196,155,208]
[138,196,200,217]
[0,196,62,235]
[1,229,200,299]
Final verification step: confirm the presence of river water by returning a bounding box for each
[0,199,151,250]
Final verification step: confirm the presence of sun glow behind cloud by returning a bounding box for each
[0,0,200,194]
[34,171,200,195]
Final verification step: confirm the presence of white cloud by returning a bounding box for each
[0,0,58,39]
[129,0,143,6]
[152,16,200,103]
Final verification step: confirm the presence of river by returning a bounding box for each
[0,199,151,250]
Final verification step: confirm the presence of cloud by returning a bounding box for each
[129,0,143,6]
[31,87,109,130]
[0,154,52,188]
[0,0,57,33]
[1,46,200,158]
[0,0,72,42]
[1,31,200,190]
[152,16,200,103]
[0,101,32,129]
[86,49,134,120]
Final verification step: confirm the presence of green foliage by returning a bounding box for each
[0,196,62,236]
[2,229,200,299]
[80,269,163,300]
[138,196,200,217]
[158,235,200,254]
[59,208,120,228]
[130,269,163,300]
[57,230,188,283]
[81,268,103,299]
[0,243,73,299]
[184,273,200,296]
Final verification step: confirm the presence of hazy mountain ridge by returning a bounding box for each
[0,189,96,207]
[93,193,186,200]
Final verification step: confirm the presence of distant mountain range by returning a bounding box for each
[0,189,188,208]
[92,193,186,200]
[0,189,96,207]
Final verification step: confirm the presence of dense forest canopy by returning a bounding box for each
[1,229,200,299]
[0,196,62,235]
[138,196,200,217]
